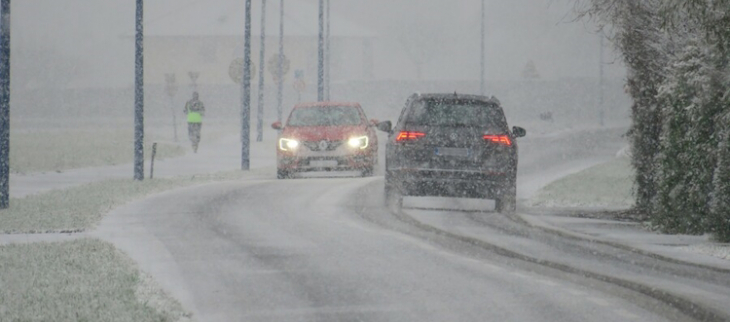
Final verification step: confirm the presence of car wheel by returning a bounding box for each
[495,178,517,214]
[277,169,291,179]
[361,164,374,177]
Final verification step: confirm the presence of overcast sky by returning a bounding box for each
[11,0,624,88]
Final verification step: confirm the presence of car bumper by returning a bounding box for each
[389,168,512,198]
[278,150,374,172]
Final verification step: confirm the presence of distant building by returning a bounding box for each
[140,0,376,87]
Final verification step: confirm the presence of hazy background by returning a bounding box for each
[12,0,624,88]
[9,0,629,135]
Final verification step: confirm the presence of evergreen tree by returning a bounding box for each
[710,117,730,241]
[654,42,720,234]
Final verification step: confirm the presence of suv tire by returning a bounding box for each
[495,176,517,214]
[384,172,403,209]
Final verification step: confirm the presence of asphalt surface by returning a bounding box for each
[93,126,730,321]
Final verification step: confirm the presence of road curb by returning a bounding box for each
[511,211,730,274]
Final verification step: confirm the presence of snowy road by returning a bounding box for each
[93,126,730,321]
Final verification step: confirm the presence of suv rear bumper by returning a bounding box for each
[388,168,513,199]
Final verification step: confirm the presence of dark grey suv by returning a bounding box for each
[376,93,526,213]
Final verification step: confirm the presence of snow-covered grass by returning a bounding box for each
[0,169,266,234]
[529,157,635,208]
[680,244,730,261]
[10,129,186,174]
[0,238,191,321]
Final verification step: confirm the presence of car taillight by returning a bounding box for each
[396,131,426,142]
[483,135,512,146]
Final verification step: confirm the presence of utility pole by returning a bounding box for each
[276,0,284,124]
[599,35,605,127]
[325,0,330,101]
[134,0,145,181]
[317,0,324,101]
[256,0,267,142]
[0,0,10,209]
[242,0,252,170]
[480,0,485,95]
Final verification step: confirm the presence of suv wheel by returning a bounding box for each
[384,172,403,209]
[495,177,517,214]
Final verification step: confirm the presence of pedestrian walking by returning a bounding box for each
[184,92,206,153]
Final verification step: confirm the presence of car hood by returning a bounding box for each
[282,125,367,142]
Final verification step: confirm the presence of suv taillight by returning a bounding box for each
[396,131,426,142]
[483,135,512,146]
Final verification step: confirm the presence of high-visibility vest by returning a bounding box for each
[187,112,202,123]
[185,101,204,123]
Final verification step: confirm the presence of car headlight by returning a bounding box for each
[347,136,369,149]
[279,138,299,151]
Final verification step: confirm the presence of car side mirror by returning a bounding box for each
[512,126,526,138]
[271,121,283,130]
[376,121,392,133]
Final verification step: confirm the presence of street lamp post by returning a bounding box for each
[134,0,145,181]
[276,0,284,124]
[242,0,252,170]
[325,0,330,101]
[0,0,10,209]
[317,0,324,101]
[480,0,485,95]
[599,35,605,126]
[256,0,267,142]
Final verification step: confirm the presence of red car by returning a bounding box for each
[271,102,379,179]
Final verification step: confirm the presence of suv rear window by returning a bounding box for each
[288,106,362,127]
[406,99,505,129]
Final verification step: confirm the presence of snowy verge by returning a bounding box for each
[0,238,192,321]
[0,168,273,234]
[527,156,635,209]
[10,129,186,174]
[679,244,730,262]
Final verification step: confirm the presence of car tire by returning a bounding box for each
[277,169,291,180]
[495,177,517,214]
[361,164,374,177]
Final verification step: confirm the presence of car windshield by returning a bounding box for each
[406,99,505,129]
[287,106,362,127]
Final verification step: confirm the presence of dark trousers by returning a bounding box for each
[188,123,202,148]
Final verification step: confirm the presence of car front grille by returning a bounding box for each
[302,140,344,151]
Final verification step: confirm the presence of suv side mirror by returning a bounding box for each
[376,121,392,133]
[512,126,526,138]
[272,121,283,130]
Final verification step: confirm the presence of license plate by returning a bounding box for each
[435,147,471,157]
[310,160,338,167]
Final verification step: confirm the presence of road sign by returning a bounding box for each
[268,54,290,82]
[293,79,306,92]
[229,58,256,84]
